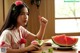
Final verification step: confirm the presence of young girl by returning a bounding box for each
[0,0,48,53]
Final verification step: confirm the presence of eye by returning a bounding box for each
[20,13,24,15]
[20,12,29,15]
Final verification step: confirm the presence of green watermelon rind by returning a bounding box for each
[52,37,78,47]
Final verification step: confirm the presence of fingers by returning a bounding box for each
[34,45,41,50]
[38,16,48,22]
[41,17,47,24]
[32,44,41,50]
[39,16,48,24]
[36,44,41,47]
[28,44,41,51]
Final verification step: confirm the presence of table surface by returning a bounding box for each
[30,36,80,53]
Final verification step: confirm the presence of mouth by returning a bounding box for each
[22,21,27,26]
[23,20,27,23]
[24,20,26,22]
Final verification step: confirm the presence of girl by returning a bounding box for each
[0,0,48,53]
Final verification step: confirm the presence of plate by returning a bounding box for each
[52,44,76,50]
[44,39,77,50]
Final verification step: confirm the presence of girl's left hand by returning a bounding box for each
[39,16,48,26]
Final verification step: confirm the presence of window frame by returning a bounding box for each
[54,0,80,36]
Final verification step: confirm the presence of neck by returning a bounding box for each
[13,24,20,30]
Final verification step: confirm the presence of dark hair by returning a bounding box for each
[0,1,29,35]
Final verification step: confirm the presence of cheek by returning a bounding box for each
[17,17,23,23]
[26,15,29,20]
[17,15,29,24]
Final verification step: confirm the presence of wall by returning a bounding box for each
[0,0,4,29]
[39,0,55,38]
[4,0,16,19]
[0,0,16,30]
[23,0,40,34]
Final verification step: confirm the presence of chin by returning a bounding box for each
[22,23,27,27]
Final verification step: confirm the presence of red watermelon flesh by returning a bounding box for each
[52,34,67,46]
[66,36,78,46]
[52,34,78,47]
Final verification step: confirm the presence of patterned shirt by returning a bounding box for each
[0,26,28,49]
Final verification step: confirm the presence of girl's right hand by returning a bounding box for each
[38,16,48,26]
[26,44,41,51]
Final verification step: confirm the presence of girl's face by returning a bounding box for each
[17,7,29,27]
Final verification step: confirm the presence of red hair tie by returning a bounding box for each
[15,0,23,6]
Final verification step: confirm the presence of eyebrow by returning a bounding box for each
[21,11,28,14]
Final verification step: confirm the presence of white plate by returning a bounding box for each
[52,45,76,50]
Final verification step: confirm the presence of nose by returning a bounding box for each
[24,14,28,20]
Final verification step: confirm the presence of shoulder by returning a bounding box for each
[1,29,10,35]
[0,29,11,37]
[19,26,31,35]
[0,29,12,41]
[19,26,29,33]
[19,26,26,31]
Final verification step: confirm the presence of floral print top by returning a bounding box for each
[0,26,28,49]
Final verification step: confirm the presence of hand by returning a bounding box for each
[26,44,41,51]
[39,16,48,26]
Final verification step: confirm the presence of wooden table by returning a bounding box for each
[30,36,80,53]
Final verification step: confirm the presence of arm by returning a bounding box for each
[36,17,48,40]
[26,17,48,41]
[0,30,27,53]
[7,47,27,53]
[0,30,40,53]
[7,44,40,53]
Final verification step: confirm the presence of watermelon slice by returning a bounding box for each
[31,39,44,46]
[52,34,67,46]
[52,34,78,47]
[66,36,78,46]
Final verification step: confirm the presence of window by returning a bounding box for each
[55,0,80,34]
